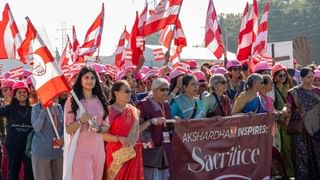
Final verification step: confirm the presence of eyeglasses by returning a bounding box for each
[232,67,242,71]
[278,73,287,78]
[159,88,169,92]
[124,89,132,94]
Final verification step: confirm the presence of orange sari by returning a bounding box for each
[105,104,144,180]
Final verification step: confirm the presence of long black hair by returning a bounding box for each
[70,66,108,118]
[109,80,129,105]
[11,88,31,107]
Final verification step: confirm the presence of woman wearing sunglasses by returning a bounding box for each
[232,73,265,114]
[138,78,174,180]
[226,60,246,103]
[170,74,203,120]
[202,74,231,118]
[103,80,151,180]
[271,64,294,177]
[64,66,109,180]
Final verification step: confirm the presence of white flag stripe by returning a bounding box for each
[31,61,62,90]
[147,5,180,24]
[84,28,100,43]
[207,41,219,52]
[4,26,15,58]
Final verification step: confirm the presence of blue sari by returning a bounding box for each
[242,96,265,113]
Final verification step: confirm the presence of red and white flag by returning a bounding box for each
[138,3,148,35]
[136,36,145,51]
[59,35,73,67]
[19,17,71,107]
[0,3,22,59]
[153,48,165,61]
[159,18,187,49]
[237,0,258,62]
[123,48,133,61]
[143,0,183,36]
[6,66,24,79]
[72,25,80,62]
[250,52,273,72]
[159,24,174,49]
[129,12,143,66]
[17,16,37,64]
[174,19,187,47]
[122,48,133,68]
[252,0,259,52]
[205,0,225,60]
[114,26,130,68]
[61,65,71,79]
[253,1,270,54]
[78,3,104,57]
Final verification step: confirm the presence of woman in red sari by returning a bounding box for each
[103,80,152,180]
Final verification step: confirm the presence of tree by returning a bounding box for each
[219,0,320,63]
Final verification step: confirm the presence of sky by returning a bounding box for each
[0,0,248,56]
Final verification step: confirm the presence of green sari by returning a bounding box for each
[274,85,294,177]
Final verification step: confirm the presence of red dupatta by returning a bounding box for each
[105,104,144,180]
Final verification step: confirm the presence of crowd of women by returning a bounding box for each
[0,58,319,180]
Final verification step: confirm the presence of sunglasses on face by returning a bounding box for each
[123,88,132,94]
[159,88,169,92]
[277,73,287,78]
[232,67,242,71]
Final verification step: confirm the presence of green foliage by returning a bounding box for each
[219,0,320,62]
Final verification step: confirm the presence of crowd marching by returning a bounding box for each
[0,0,318,179]
[0,57,319,180]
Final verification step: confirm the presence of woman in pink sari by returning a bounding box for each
[103,80,156,180]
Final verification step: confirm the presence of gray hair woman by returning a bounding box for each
[137,78,174,180]
[202,74,232,117]
[232,73,266,114]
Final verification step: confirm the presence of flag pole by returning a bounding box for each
[47,106,60,139]
[164,0,184,66]
[70,90,86,114]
